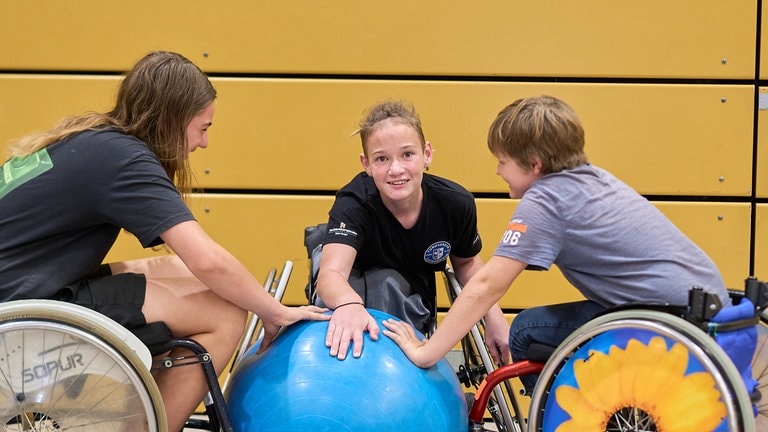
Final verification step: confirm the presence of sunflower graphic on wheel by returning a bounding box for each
[541,329,729,432]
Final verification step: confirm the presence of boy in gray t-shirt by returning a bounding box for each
[382,95,728,389]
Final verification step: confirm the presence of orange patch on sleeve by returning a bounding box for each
[507,222,528,232]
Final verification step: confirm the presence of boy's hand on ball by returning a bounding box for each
[382,318,431,368]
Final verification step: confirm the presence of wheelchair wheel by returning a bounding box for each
[527,309,755,432]
[0,300,167,431]
[754,323,768,429]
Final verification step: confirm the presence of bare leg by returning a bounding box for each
[111,256,247,432]
[110,255,198,279]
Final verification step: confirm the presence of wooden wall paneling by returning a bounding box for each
[2,77,752,197]
[0,75,117,153]
[199,80,754,195]
[756,204,768,279]
[757,88,768,198]
[2,1,755,79]
[762,4,768,80]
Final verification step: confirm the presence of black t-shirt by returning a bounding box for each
[0,128,195,301]
[324,172,482,313]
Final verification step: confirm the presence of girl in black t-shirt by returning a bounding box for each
[314,100,510,366]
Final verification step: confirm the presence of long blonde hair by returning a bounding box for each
[6,51,216,195]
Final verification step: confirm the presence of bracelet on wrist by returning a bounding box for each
[334,301,365,310]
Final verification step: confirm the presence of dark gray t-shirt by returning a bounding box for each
[0,128,195,301]
[494,164,728,307]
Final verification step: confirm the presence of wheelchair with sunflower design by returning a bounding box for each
[466,277,768,432]
[0,261,293,432]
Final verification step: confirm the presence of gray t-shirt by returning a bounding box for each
[494,164,728,307]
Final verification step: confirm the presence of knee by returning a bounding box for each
[508,309,540,361]
[508,329,531,362]
[509,308,537,340]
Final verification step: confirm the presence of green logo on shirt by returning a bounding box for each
[0,149,53,200]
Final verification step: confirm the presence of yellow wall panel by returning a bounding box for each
[757,205,768,279]
[0,75,117,151]
[2,1,754,79]
[2,76,753,197]
[757,88,768,198]
[200,80,754,195]
[762,6,768,80]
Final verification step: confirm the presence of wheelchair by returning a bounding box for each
[0,260,294,432]
[465,277,768,432]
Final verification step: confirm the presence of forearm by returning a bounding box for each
[418,284,501,366]
[315,269,362,309]
[183,243,288,323]
[161,220,290,324]
[420,258,518,367]
[453,254,505,326]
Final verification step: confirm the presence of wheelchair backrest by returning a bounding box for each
[303,223,327,303]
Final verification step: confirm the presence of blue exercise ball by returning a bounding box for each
[225,308,468,431]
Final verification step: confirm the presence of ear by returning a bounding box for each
[359,152,370,175]
[530,158,543,174]
[423,141,433,169]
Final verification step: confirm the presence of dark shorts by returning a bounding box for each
[56,265,147,330]
[53,265,173,355]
